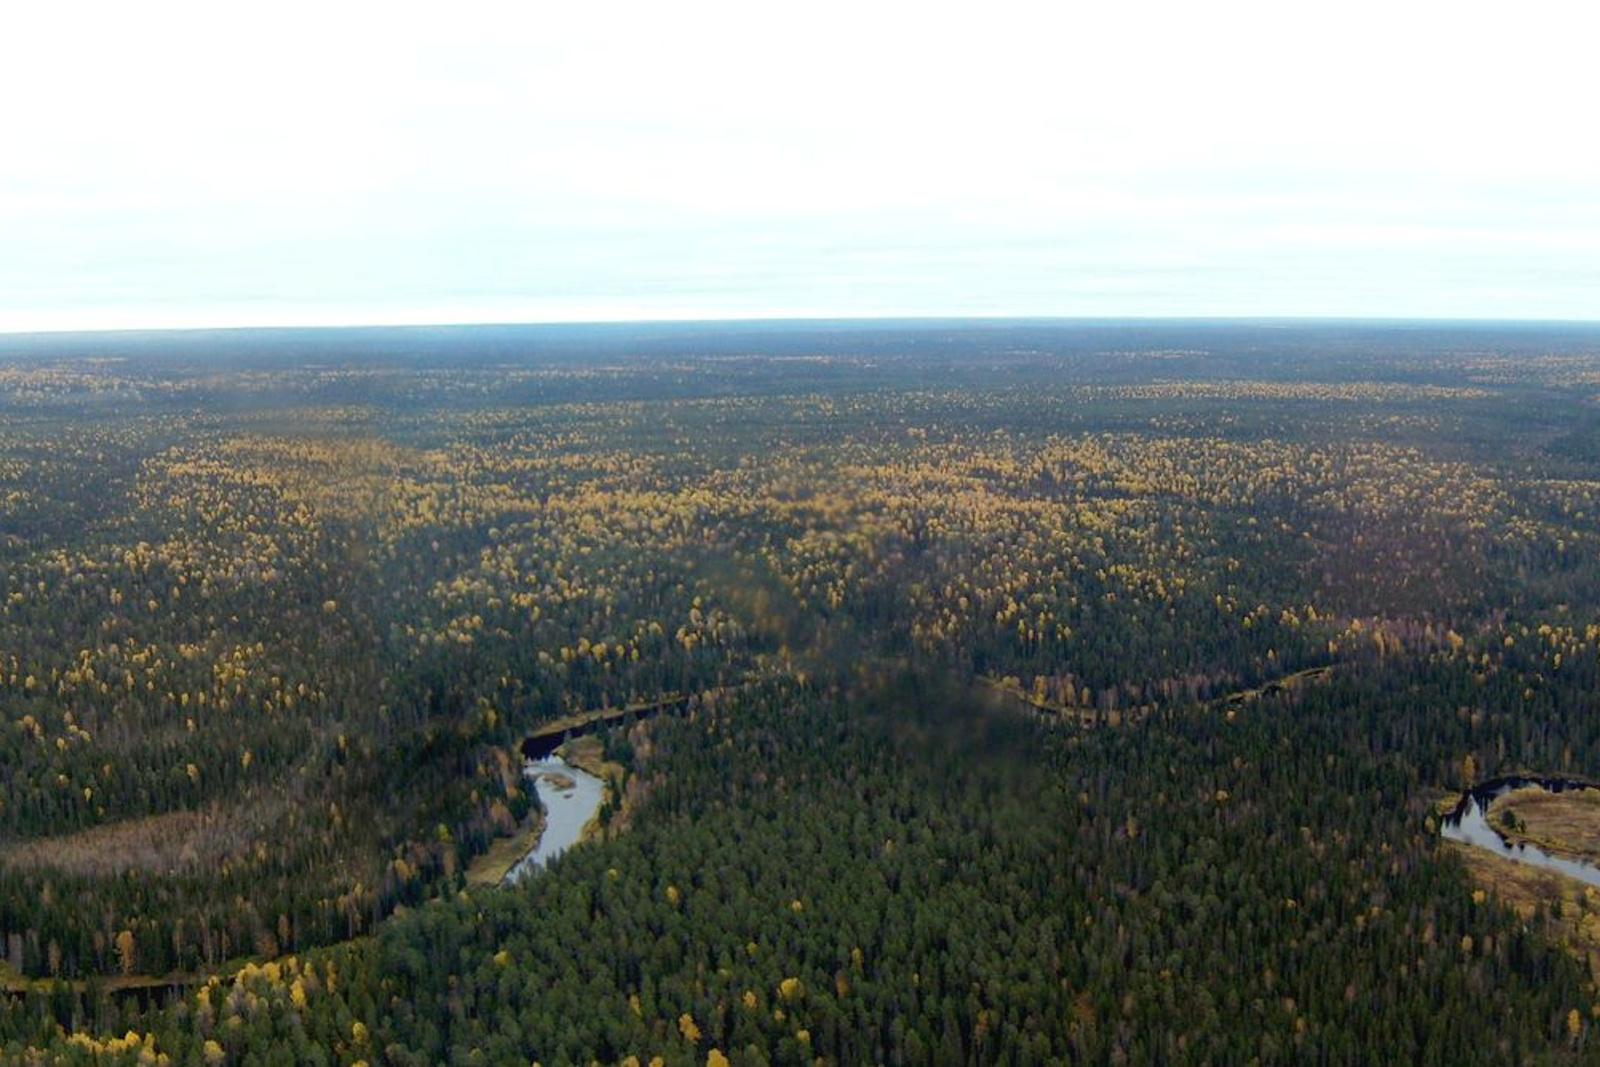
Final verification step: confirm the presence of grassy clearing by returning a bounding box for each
[1489,787,1600,861]
[1447,785,1600,978]
[465,808,546,888]
[558,736,625,845]
[0,795,282,878]
[558,735,621,782]
[1450,842,1600,979]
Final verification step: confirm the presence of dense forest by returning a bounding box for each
[4,320,1600,1063]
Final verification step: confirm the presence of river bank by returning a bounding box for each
[503,750,607,882]
[1441,775,1600,976]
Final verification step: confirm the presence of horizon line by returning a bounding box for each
[5,310,1600,340]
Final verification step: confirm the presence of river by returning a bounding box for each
[1441,776,1600,888]
[504,754,606,883]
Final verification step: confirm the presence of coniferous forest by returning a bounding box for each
[5,320,1600,1063]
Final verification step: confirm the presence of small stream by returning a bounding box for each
[504,754,605,884]
[1441,776,1600,888]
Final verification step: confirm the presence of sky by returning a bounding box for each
[2,0,1598,332]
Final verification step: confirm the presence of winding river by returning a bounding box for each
[1441,776,1600,888]
[504,754,605,883]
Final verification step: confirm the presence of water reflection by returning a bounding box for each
[1441,777,1600,889]
[505,754,605,883]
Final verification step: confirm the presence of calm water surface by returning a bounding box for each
[504,754,605,883]
[1441,777,1600,889]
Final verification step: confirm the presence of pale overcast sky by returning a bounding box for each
[2,0,1598,331]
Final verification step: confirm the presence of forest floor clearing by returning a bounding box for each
[0,795,283,878]
[1451,843,1600,979]
[466,806,547,887]
[559,736,626,843]
[558,735,623,784]
[1488,787,1600,862]
[1448,786,1600,979]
